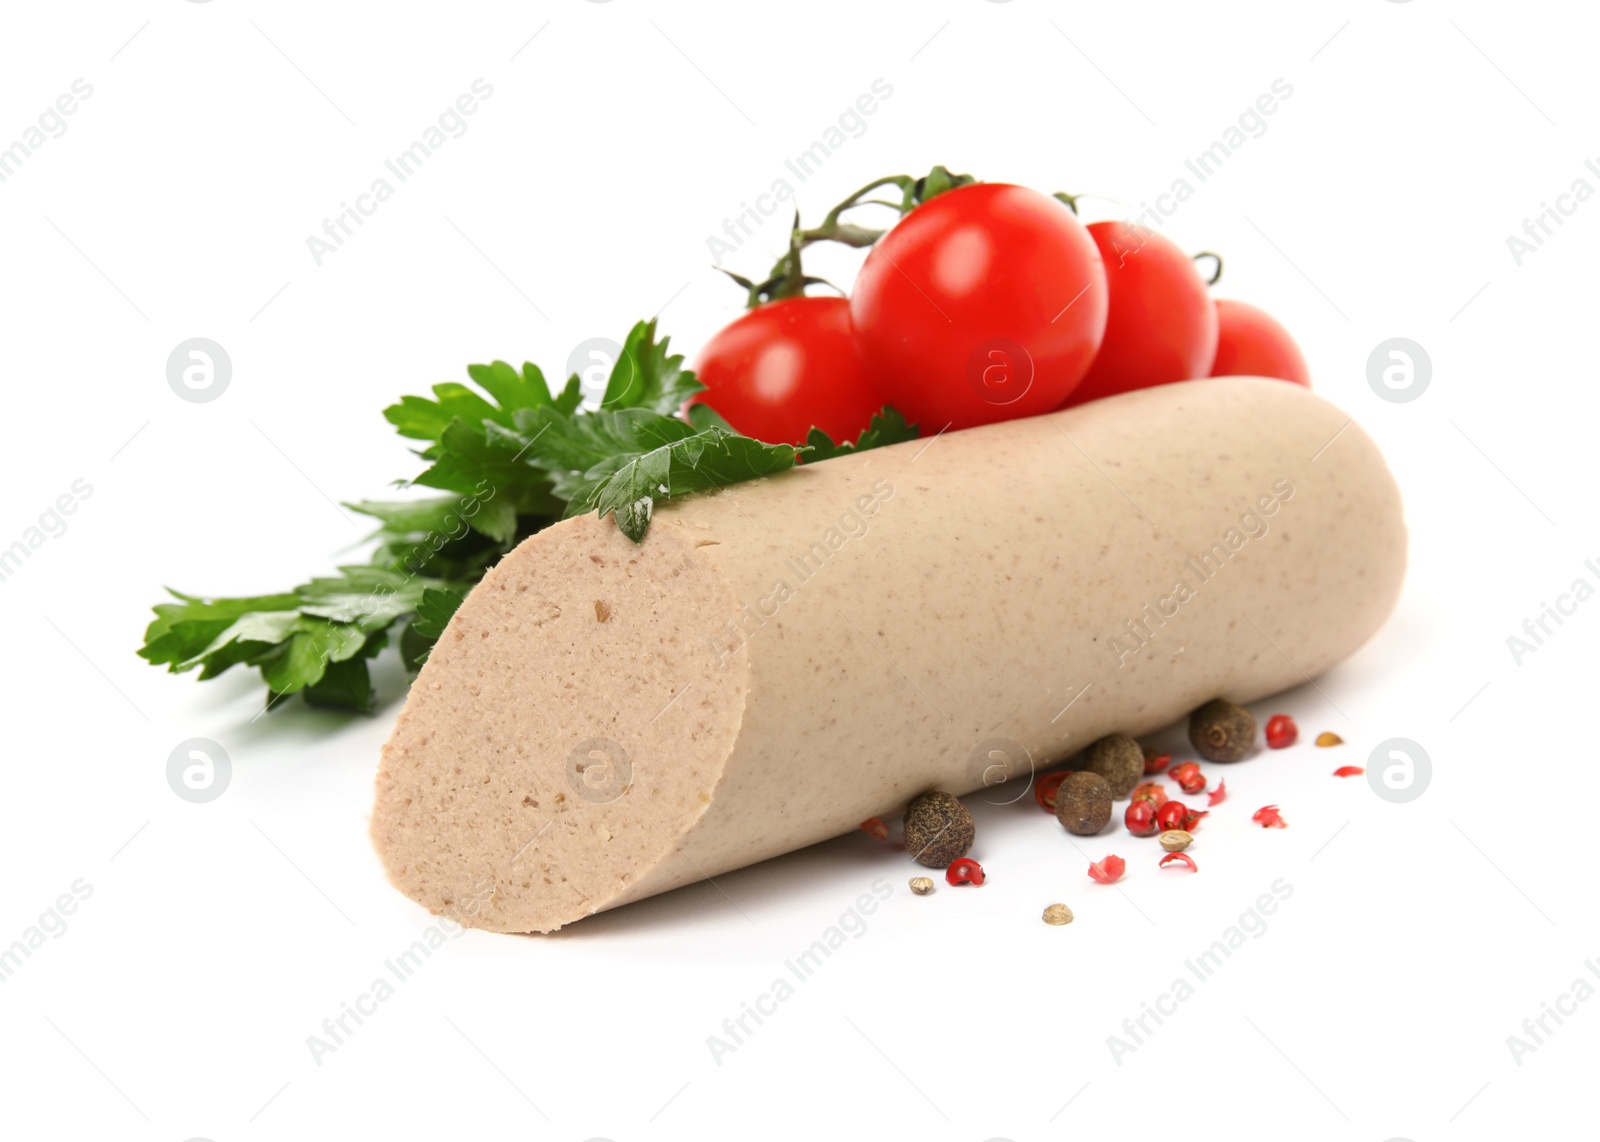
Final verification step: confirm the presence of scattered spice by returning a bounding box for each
[1252,805,1288,829]
[1182,806,1208,831]
[1055,771,1114,836]
[1131,781,1169,806]
[859,817,889,841]
[1207,779,1228,807]
[1159,829,1193,852]
[1035,770,1070,813]
[1188,699,1257,762]
[904,791,975,868]
[1142,748,1173,775]
[908,876,935,895]
[946,857,985,886]
[1154,801,1189,832]
[594,600,611,622]
[1316,731,1344,747]
[1125,800,1160,837]
[1083,734,1144,799]
[1265,714,1298,750]
[1087,855,1126,884]
[1042,903,1074,926]
[1333,766,1365,778]
[1171,761,1207,794]
[1159,852,1198,872]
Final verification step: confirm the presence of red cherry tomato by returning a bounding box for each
[689,296,881,446]
[849,183,1108,430]
[1064,221,1218,406]
[1208,299,1310,385]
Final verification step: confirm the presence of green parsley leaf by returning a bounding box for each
[410,586,467,641]
[385,360,566,443]
[397,586,467,672]
[685,402,735,432]
[804,406,920,463]
[140,590,302,671]
[295,566,432,629]
[257,617,370,694]
[569,422,801,542]
[139,566,454,704]
[347,496,465,534]
[302,654,376,712]
[464,360,556,417]
[383,359,572,545]
[141,318,814,712]
[383,382,500,443]
[349,496,509,584]
[514,406,695,502]
[599,320,706,414]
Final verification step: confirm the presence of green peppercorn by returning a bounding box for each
[903,790,975,868]
[1082,733,1143,799]
[1054,771,1113,836]
[1188,699,1257,762]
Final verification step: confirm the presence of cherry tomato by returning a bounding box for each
[1208,299,1310,385]
[849,183,1108,430]
[689,296,881,446]
[1064,221,1218,407]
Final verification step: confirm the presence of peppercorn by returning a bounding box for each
[909,876,934,895]
[1159,829,1193,852]
[1087,854,1127,884]
[1125,800,1160,837]
[1042,903,1074,926]
[1155,800,1189,832]
[1054,771,1113,836]
[1265,714,1298,750]
[1035,770,1071,813]
[1170,761,1206,794]
[1188,699,1257,762]
[946,857,985,886]
[903,790,975,868]
[1131,781,1169,806]
[1082,733,1143,799]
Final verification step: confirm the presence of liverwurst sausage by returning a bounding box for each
[371,377,1406,932]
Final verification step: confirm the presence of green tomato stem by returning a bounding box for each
[737,166,976,308]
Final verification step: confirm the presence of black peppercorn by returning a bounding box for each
[903,790,975,868]
[1188,699,1257,762]
[1082,733,1143,799]
[1054,771,1113,836]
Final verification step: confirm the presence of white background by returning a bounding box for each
[0,1,1593,1139]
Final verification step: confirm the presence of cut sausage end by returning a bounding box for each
[371,512,749,933]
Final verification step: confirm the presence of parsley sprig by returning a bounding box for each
[139,320,915,712]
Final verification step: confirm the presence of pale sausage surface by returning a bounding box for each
[371,378,1406,932]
